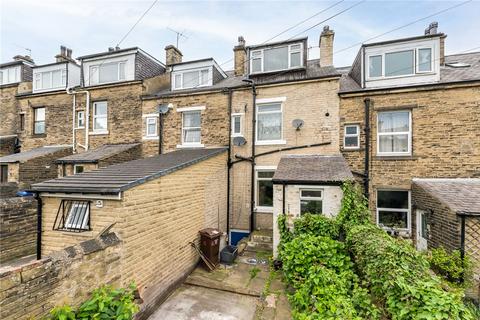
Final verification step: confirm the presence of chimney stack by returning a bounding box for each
[55,45,73,63]
[319,26,334,67]
[424,22,446,65]
[13,55,35,65]
[424,21,439,35]
[165,45,183,66]
[233,36,246,77]
[108,47,115,52]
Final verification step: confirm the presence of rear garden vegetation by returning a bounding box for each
[277,182,479,320]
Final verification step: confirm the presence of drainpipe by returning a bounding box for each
[158,112,163,154]
[226,88,233,240]
[67,87,90,151]
[72,94,76,153]
[364,98,371,199]
[282,183,286,215]
[33,191,42,260]
[242,79,256,233]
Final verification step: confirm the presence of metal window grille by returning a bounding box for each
[53,200,91,232]
[459,213,480,283]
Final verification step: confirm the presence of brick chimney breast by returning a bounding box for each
[233,36,246,77]
[13,55,34,65]
[165,45,183,66]
[55,45,72,63]
[319,25,334,67]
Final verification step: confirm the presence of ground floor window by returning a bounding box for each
[256,168,275,211]
[1,165,8,183]
[54,200,90,232]
[300,188,323,215]
[74,165,84,174]
[376,189,410,231]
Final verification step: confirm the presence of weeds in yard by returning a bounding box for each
[249,267,260,280]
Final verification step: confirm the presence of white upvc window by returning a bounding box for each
[33,107,46,134]
[89,61,126,85]
[231,113,244,137]
[181,110,202,146]
[0,66,20,85]
[172,68,210,90]
[65,201,90,230]
[250,43,303,74]
[256,98,285,145]
[367,47,433,79]
[377,110,411,156]
[73,164,84,174]
[92,101,108,133]
[376,189,411,232]
[76,111,85,129]
[34,69,67,90]
[145,117,158,137]
[255,166,276,212]
[344,124,360,149]
[300,188,323,215]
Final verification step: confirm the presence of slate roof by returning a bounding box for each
[0,146,71,163]
[145,59,340,99]
[32,148,227,194]
[339,51,480,93]
[272,155,354,184]
[413,178,480,214]
[55,144,140,164]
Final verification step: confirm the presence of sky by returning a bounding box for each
[1,0,479,69]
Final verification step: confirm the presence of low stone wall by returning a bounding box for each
[0,183,19,198]
[0,233,121,320]
[0,196,37,262]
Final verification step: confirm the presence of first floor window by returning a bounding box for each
[377,190,410,230]
[1,165,8,183]
[377,111,411,155]
[92,101,108,132]
[74,165,84,174]
[182,111,201,144]
[344,124,360,149]
[256,169,275,209]
[300,189,323,215]
[146,117,158,137]
[76,111,85,128]
[257,103,282,142]
[33,107,46,134]
[64,201,90,230]
[232,114,243,136]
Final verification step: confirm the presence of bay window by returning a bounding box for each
[377,190,410,231]
[257,102,283,144]
[33,107,46,134]
[182,110,201,145]
[256,169,275,211]
[300,189,323,215]
[250,43,303,73]
[92,101,108,133]
[377,111,411,155]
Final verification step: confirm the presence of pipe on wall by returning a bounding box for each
[226,88,233,240]
[364,98,371,199]
[66,87,90,151]
[34,192,42,260]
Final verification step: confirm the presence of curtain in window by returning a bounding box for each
[183,111,201,143]
[258,113,281,140]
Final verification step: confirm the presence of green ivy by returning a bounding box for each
[293,213,339,239]
[427,247,473,286]
[336,181,372,231]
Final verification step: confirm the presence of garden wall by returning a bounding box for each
[0,233,121,320]
[0,196,37,262]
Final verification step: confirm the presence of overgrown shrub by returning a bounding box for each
[427,246,473,286]
[293,213,339,239]
[48,284,139,320]
[336,181,371,231]
[347,224,474,320]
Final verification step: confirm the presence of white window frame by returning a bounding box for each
[299,188,324,215]
[367,55,383,79]
[33,107,46,135]
[76,111,85,129]
[92,101,108,134]
[145,116,158,138]
[178,107,204,148]
[377,110,412,156]
[231,113,244,137]
[254,166,276,213]
[344,124,360,149]
[64,202,90,230]
[376,189,411,233]
[250,43,304,74]
[256,97,286,145]
[416,47,433,74]
[172,68,210,90]
[73,164,84,174]
[34,69,67,91]
[0,66,20,85]
[88,61,126,85]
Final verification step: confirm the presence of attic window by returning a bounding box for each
[250,43,303,74]
[53,200,90,232]
[173,68,210,90]
[445,62,471,68]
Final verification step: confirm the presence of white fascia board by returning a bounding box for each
[81,49,138,62]
[176,105,206,112]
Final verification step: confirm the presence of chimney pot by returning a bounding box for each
[319,26,334,67]
[66,48,72,58]
[60,45,66,56]
[108,47,115,52]
[115,46,120,51]
[425,21,438,35]
[165,45,183,66]
[233,35,246,77]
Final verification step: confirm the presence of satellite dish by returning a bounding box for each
[292,119,304,131]
[157,104,170,114]
[233,136,247,146]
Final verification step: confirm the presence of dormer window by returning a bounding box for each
[89,61,126,85]
[34,69,67,91]
[0,66,21,85]
[250,43,303,74]
[367,47,433,79]
[172,68,210,90]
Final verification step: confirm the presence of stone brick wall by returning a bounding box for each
[0,136,17,156]
[0,233,121,320]
[339,84,480,232]
[230,78,341,231]
[142,91,230,156]
[0,84,19,136]
[0,196,37,262]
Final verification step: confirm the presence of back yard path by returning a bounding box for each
[148,231,291,320]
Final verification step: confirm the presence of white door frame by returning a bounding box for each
[416,209,428,251]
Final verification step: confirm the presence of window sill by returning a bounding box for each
[143,136,159,140]
[255,207,274,213]
[255,140,286,146]
[74,127,85,130]
[31,134,46,138]
[342,147,362,152]
[89,131,109,136]
[374,155,418,161]
[176,144,205,149]
[231,134,244,138]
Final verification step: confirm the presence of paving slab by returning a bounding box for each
[148,284,259,320]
